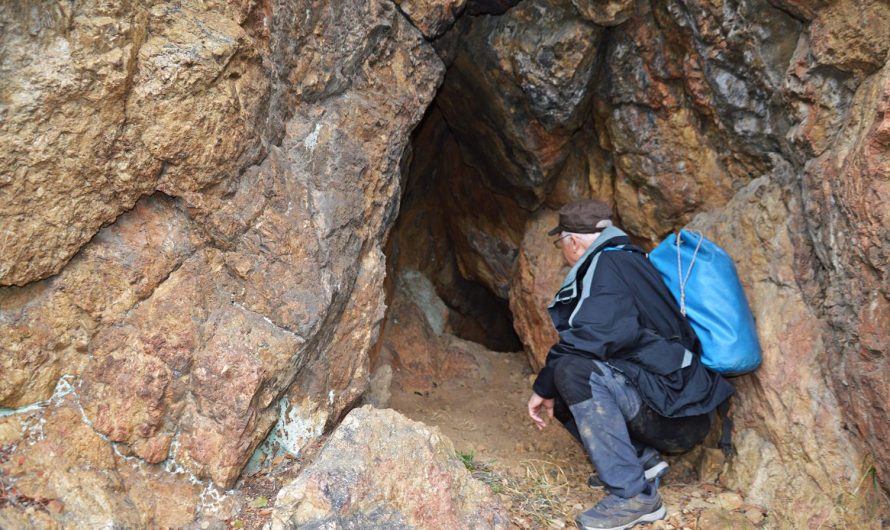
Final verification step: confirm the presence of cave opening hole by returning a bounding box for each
[371,0,618,408]
[368,44,595,477]
[384,101,525,358]
[371,95,539,452]
[365,0,622,490]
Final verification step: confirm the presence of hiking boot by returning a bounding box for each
[575,486,666,530]
[587,454,669,488]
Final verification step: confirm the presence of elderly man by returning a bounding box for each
[527,199,734,530]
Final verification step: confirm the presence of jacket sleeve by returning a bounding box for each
[532,256,688,399]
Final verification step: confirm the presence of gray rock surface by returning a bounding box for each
[270,406,508,530]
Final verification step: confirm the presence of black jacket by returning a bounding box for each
[532,227,734,418]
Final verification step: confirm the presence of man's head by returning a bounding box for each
[548,199,613,266]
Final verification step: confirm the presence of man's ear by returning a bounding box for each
[568,234,579,251]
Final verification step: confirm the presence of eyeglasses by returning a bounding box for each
[552,234,571,248]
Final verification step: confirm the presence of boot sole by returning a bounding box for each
[575,505,667,530]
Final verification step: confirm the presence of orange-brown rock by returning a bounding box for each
[0,388,206,529]
[438,0,604,207]
[379,274,484,393]
[395,0,467,38]
[782,33,859,159]
[800,59,890,491]
[598,0,801,240]
[571,0,635,26]
[0,1,269,286]
[496,2,888,524]
[809,0,890,76]
[689,164,887,528]
[2,0,889,527]
[1,0,444,525]
[509,210,565,371]
[0,196,196,410]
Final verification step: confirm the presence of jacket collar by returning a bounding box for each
[549,226,629,306]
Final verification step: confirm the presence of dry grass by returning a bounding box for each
[458,451,582,528]
[814,459,889,530]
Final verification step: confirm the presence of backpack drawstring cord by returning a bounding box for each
[676,230,704,316]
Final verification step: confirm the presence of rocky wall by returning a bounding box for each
[1,0,443,527]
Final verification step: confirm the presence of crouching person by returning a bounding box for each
[527,199,734,530]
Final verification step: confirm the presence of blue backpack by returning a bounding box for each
[649,230,762,375]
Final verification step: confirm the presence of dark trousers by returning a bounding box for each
[551,356,710,497]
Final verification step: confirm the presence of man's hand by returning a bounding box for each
[527,392,554,430]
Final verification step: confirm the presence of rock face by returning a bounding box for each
[270,406,508,530]
[688,165,885,527]
[508,210,564,371]
[394,0,467,38]
[597,0,801,240]
[438,0,604,208]
[0,1,270,287]
[0,380,209,529]
[800,50,890,499]
[1,0,443,526]
[571,0,634,26]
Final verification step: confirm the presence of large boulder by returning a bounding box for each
[376,270,487,393]
[270,406,508,529]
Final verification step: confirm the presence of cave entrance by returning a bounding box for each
[368,3,600,517]
[372,0,611,401]
[385,104,523,355]
[371,100,532,401]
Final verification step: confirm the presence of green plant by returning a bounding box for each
[456,449,478,471]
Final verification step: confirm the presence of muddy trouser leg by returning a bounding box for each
[556,396,660,470]
[552,356,647,499]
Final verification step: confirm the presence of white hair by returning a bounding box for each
[562,219,612,245]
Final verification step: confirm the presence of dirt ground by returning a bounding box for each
[224,341,767,530]
[389,347,768,529]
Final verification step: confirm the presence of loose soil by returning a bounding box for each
[389,347,768,529]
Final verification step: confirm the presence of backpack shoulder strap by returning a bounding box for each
[602,243,646,254]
